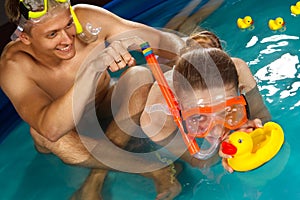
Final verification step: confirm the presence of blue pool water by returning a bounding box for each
[195,0,300,199]
[1,0,300,199]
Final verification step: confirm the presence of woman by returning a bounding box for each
[140,47,264,173]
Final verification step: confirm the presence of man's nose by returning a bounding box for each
[60,29,73,43]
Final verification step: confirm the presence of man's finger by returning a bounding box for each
[120,36,145,49]
[110,41,132,65]
[105,47,126,71]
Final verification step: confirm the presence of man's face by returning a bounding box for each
[28,8,77,60]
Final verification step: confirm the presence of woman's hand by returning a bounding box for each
[237,118,262,133]
[219,145,234,173]
[218,118,263,173]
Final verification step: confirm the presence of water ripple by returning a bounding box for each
[255,53,299,83]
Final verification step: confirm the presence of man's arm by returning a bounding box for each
[0,51,105,141]
[74,4,185,60]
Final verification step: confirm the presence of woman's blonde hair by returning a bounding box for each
[173,47,238,98]
[186,31,223,50]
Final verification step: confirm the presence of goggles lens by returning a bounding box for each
[20,0,69,19]
[182,96,248,137]
[224,103,247,128]
[21,0,45,12]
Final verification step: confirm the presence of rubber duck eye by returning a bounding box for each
[238,139,243,143]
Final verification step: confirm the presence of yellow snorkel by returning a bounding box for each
[69,6,83,34]
[54,0,83,34]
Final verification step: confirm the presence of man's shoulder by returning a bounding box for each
[2,41,27,62]
[73,3,123,24]
[1,41,31,73]
[73,4,110,15]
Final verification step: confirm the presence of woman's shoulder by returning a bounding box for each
[231,57,251,73]
[231,57,247,66]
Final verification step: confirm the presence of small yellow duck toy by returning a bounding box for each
[268,17,285,31]
[221,122,284,172]
[237,16,254,29]
[291,1,300,15]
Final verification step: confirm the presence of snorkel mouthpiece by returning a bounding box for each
[76,24,101,43]
[192,137,220,160]
[69,6,101,43]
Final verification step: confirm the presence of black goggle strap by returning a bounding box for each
[19,2,30,20]
[241,94,250,119]
[180,110,190,135]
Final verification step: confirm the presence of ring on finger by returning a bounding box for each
[115,59,122,64]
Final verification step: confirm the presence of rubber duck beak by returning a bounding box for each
[251,20,254,25]
[221,141,237,155]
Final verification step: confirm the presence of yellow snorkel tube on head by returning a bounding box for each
[16,0,100,43]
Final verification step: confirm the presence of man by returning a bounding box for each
[1,0,185,199]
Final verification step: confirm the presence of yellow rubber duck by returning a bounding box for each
[291,1,300,15]
[221,122,284,172]
[268,17,285,31]
[237,16,254,29]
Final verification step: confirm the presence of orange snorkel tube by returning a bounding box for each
[140,42,200,155]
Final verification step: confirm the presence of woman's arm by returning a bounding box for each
[232,57,271,123]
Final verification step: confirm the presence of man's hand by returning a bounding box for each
[84,36,146,73]
[104,36,146,72]
[103,39,137,72]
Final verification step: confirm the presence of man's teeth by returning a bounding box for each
[58,45,70,51]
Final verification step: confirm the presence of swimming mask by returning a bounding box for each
[181,95,248,159]
[181,95,249,138]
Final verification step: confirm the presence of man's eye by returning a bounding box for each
[66,20,74,28]
[48,31,57,38]
[66,22,73,28]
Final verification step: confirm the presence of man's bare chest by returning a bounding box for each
[34,62,78,99]
[35,42,106,99]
